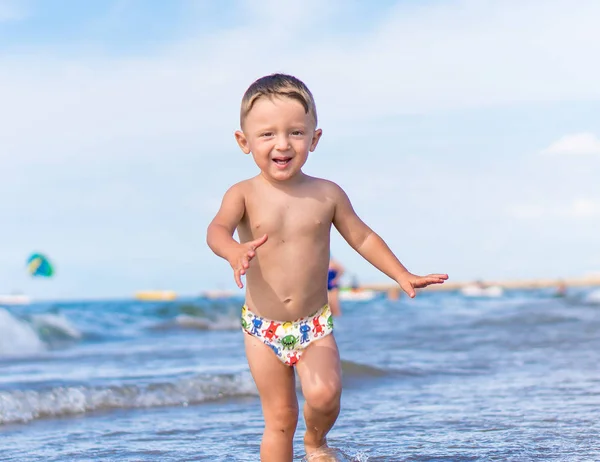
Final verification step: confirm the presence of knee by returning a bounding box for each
[265,403,298,434]
[303,380,342,414]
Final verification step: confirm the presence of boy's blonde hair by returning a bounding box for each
[240,73,318,127]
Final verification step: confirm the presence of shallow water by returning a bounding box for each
[1,288,599,460]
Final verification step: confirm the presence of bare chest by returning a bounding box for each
[242,194,334,240]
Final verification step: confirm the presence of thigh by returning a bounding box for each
[296,333,342,398]
[244,333,298,415]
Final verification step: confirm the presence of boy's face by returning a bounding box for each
[235,95,322,183]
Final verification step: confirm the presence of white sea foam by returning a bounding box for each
[0,307,45,357]
[584,289,600,304]
[0,308,83,358]
[0,372,258,425]
[302,447,369,461]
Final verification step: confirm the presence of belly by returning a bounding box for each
[244,239,330,320]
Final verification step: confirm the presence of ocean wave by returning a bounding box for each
[0,308,45,356]
[583,289,600,304]
[4,299,244,340]
[471,311,580,328]
[146,300,242,331]
[341,359,486,380]
[341,359,388,378]
[151,313,240,331]
[153,300,241,320]
[0,307,82,357]
[0,372,257,426]
[30,313,83,341]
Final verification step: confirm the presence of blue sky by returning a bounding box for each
[1,0,599,299]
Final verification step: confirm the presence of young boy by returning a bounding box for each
[206,74,448,461]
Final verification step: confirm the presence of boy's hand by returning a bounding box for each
[397,272,448,298]
[229,234,268,289]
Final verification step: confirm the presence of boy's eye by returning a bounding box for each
[291,130,304,136]
[261,132,273,137]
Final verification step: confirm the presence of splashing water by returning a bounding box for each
[0,307,45,356]
[301,447,369,461]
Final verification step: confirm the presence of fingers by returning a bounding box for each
[234,268,243,289]
[415,279,443,287]
[242,254,251,269]
[246,234,267,262]
[234,255,251,289]
[250,233,268,250]
[428,273,449,280]
[232,236,268,290]
[400,281,416,298]
[413,276,448,288]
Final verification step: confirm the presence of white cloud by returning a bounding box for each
[0,0,597,178]
[1,0,600,164]
[2,0,600,295]
[569,198,600,218]
[541,133,600,156]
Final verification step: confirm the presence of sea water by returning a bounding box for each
[1,288,599,461]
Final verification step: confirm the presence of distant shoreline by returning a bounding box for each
[361,276,600,292]
[3,276,599,304]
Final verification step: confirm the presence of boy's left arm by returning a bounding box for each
[331,185,448,298]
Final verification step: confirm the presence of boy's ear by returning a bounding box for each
[234,130,251,154]
[309,128,323,152]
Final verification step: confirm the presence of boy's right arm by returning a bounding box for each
[206,185,267,288]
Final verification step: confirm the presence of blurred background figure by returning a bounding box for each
[328,256,345,317]
[554,281,567,298]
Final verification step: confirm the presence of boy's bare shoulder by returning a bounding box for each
[224,176,259,197]
[306,176,347,197]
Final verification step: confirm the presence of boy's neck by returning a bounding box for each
[258,171,309,189]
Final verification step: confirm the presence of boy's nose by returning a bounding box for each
[275,135,290,151]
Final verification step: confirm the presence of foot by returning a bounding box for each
[304,436,339,461]
[304,446,340,462]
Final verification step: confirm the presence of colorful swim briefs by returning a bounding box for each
[241,304,334,366]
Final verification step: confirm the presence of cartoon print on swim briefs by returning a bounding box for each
[251,318,263,336]
[281,334,299,350]
[312,315,324,336]
[262,321,281,341]
[241,305,334,366]
[268,342,282,357]
[299,322,311,344]
[287,351,300,366]
[241,317,249,330]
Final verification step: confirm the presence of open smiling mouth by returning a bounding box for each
[273,157,291,166]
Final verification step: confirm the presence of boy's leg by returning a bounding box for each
[296,334,342,455]
[244,333,298,462]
